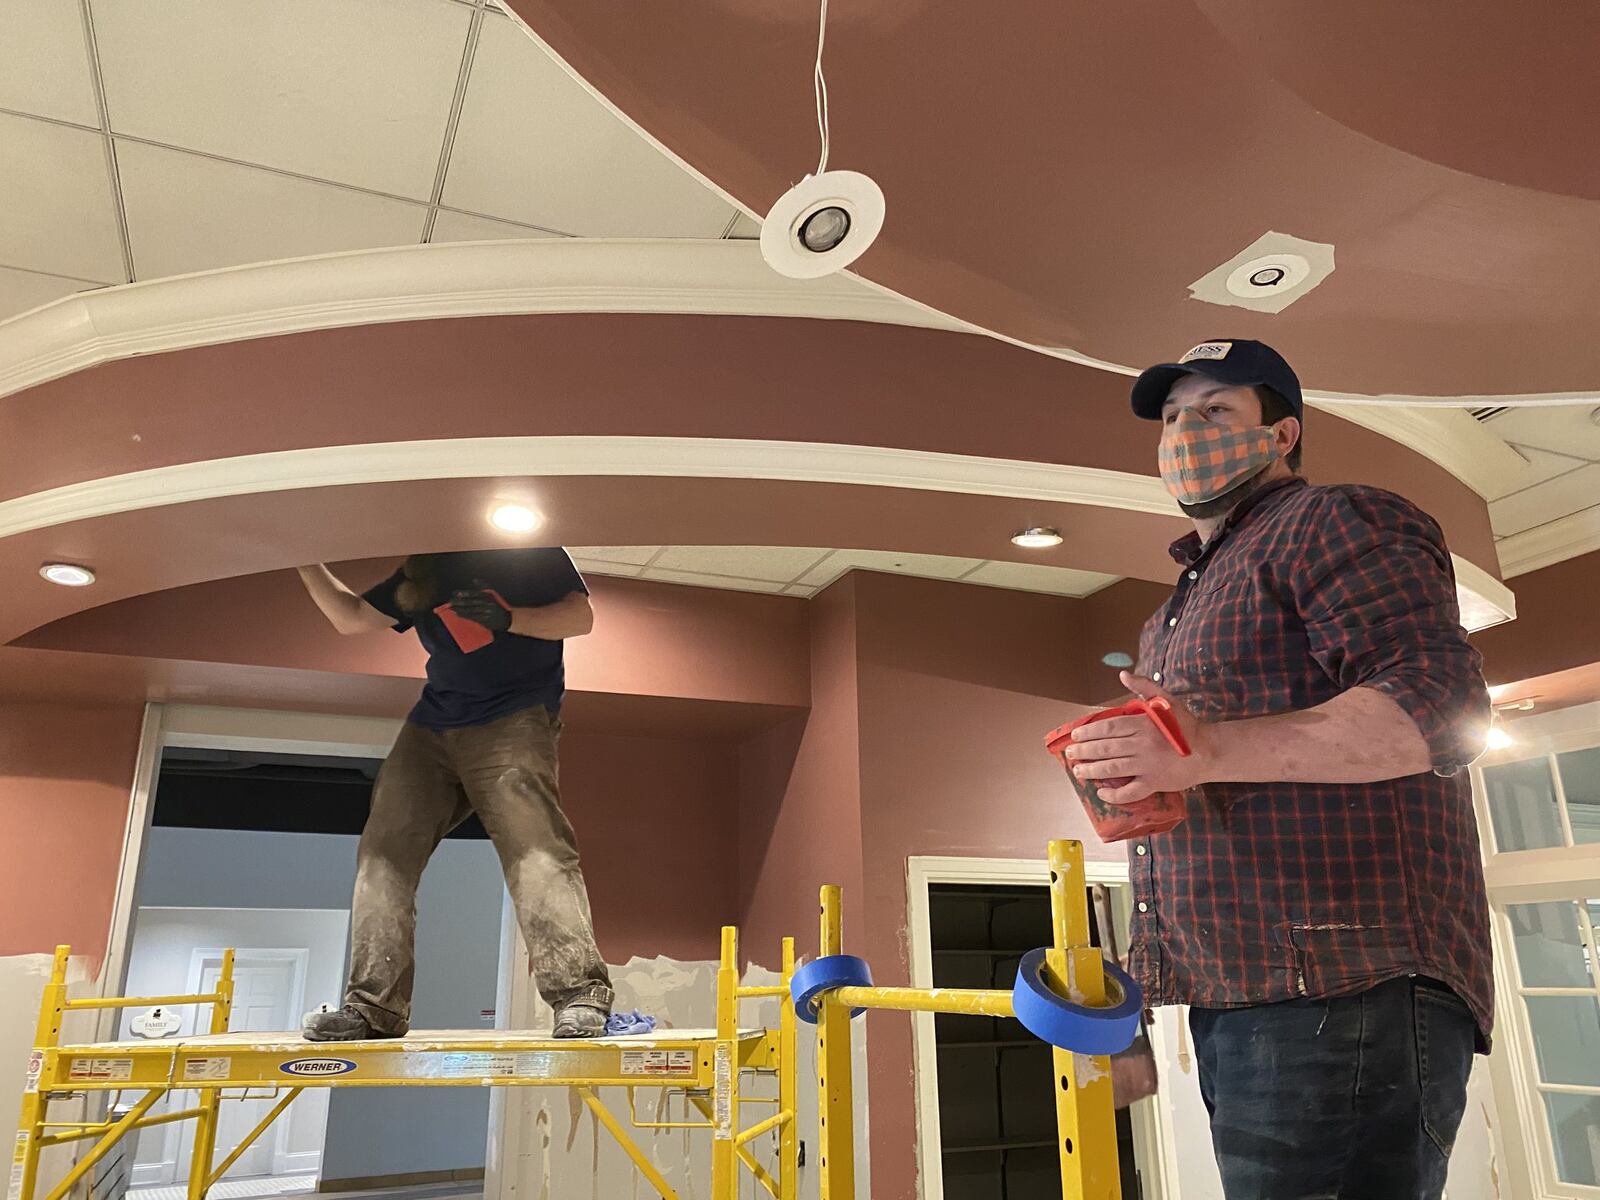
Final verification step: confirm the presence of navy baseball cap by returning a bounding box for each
[1130,339,1303,421]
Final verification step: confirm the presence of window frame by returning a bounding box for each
[1473,699,1600,1199]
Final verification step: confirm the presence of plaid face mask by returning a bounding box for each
[1158,406,1280,504]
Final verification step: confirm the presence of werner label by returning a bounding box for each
[278,1058,357,1078]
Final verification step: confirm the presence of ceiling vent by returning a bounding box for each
[1188,231,1335,314]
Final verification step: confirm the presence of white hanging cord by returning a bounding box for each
[813,0,831,175]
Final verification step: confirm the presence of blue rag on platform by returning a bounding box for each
[605,1009,657,1036]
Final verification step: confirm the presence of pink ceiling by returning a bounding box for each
[503,0,1600,396]
[1,473,1190,644]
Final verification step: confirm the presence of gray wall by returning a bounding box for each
[138,827,506,1181]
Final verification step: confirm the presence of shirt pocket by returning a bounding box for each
[1287,921,1413,998]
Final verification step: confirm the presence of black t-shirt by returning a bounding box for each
[363,548,588,730]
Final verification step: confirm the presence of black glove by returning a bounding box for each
[449,589,510,635]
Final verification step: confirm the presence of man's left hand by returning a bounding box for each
[450,589,511,635]
[1065,672,1216,805]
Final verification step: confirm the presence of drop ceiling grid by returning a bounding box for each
[0,0,738,301]
[568,545,1119,601]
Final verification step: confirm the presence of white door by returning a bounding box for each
[177,951,306,1181]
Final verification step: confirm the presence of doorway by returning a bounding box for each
[908,855,1178,1200]
[111,707,509,1197]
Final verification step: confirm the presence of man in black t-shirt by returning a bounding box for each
[296,548,612,1039]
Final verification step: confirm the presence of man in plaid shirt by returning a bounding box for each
[1066,339,1493,1199]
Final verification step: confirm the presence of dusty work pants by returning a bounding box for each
[1189,975,1477,1200]
[344,706,611,1035]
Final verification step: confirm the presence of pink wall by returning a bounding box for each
[737,578,865,966]
[850,573,1102,1200]
[0,702,145,963]
[18,566,810,711]
[559,730,739,963]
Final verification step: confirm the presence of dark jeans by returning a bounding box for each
[1189,976,1477,1200]
[345,706,611,1035]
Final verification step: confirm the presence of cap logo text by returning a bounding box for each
[1179,342,1232,363]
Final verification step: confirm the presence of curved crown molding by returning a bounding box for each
[0,239,966,401]
[0,240,1529,502]
[0,432,1511,629]
[0,434,1180,538]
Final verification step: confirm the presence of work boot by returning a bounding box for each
[303,1005,401,1042]
[552,998,609,1039]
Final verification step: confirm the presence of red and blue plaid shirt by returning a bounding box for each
[1128,476,1494,1047]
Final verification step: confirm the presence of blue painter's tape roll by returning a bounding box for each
[1010,948,1143,1055]
[790,954,874,1024]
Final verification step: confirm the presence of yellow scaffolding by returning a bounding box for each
[13,839,1124,1200]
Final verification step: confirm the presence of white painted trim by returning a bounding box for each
[1496,506,1600,578]
[159,705,401,760]
[0,234,1534,502]
[1453,554,1517,627]
[99,703,164,1013]
[1472,708,1600,1200]
[0,434,1182,537]
[904,853,1176,1200]
[0,240,964,400]
[0,435,1516,629]
[1295,402,1529,501]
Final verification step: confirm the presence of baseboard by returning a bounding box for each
[318,1168,486,1193]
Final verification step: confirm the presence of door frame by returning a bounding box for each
[106,705,405,1185]
[105,702,404,997]
[906,853,1181,1200]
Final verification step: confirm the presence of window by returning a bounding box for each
[1474,704,1600,1197]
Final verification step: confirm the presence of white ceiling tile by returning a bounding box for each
[117,141,427,278]
[652,546,829,582]
[571,558,644,578]
[0,113,124,281]
[727,212,762,240]
[1490,461,1600,539]
[1480,405,1600,464]
[0,266,89,323]
[444,17,736,237]
[430,209,563,244]
[1492,443,1593,500]
[91,0,471,199]
[796,549,985,588]
[0,0,100,125]
[567,546,661,566]
[643,569,790,595]
[961,560,1121,598]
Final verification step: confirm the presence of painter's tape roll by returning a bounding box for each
[1011,948,1143,1055]
[790,954,874,1025]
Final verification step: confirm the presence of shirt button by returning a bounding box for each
[1137,901,1149,913]
[1152,672,1162,682]
[1167,617,1178,627]
[1135,844,1148,856]
[1187,570,1198,580]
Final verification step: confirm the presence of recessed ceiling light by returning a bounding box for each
[1011,527,1063,549]
[761,172,886,279]
[40,563,95,587]
[489,504,542,534]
